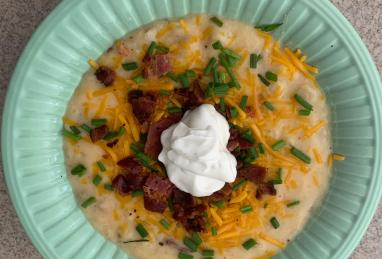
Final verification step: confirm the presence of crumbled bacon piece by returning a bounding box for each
[106,139,119,148]
[174,80,205,110]
[90,125,109,142]
[238,165,267,184]
[208,184,232,202]
[142,53,171,78]
[128,90,158,125]
[143,174,174,213]
[117,157,144,175]
[256,183,277,199]
[95,66,116,86]
[227,128,253,151]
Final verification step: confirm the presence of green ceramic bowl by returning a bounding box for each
[2,0,382,258]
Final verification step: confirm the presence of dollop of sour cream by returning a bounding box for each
[158,104,237,197]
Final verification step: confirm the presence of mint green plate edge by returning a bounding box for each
[2,0,382,259]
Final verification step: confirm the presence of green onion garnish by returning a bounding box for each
[287,200,300,208]
[258,143,265,154]
[178,74,190,88]
[263,101,274,111]
[271,168,283,185]
[213,65,220,83]
[202,249,214,257]
[220,53,240,88]
[204,57,217,75]
[71,164,86,176]
[166,72,179,82]
[240,205,253,213]
[136,224,148,238]
[123,239,149,243]
[81,197,96,208]
[219,71,227,82]
[133,75,144,84]
[80,124,92,133]
[160,89,171,96]
[265,71,278,82]
[255,23,283,32]
[219,98,226,112]
[91,118,107,127]
[159,218,171,229]
[290,146,311,164]
[122,62,138,71]
[69,126,81,135]
[212,200,225,209]
[270,217,280,229]
[272,140,286,151]
[104,183,113,191]
[146,41,158,57]
[239,95,248,110]
[156,45,170,53]
[103,131,119,140]
[230,107,238,118]
[214,83,229,96]
[63,128,81,141]
[247,147,258,162]
[241,129,254,143]
[92,175,102,186]
[242,238,257,250]
[212,40,223,50]
[232,179,247,191]
[294,94,313,111]
[258,74,270,86]
[185,69,196,78]
[191,232,202,246]
[132,189,144,197]
[210,16,223,27]
[250,53,262,68]
[299,109,311,116]
[167,106,183,113]
[178,252,193,259]
[222,48,241,61]
[183,237,198,252]
[211,227,218,236]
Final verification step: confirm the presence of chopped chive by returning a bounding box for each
[103,131,119,140]
[122,62,138,71]
[204,57,217,75]
[63,128,81,141]
[210,16,223,27]
[183,237,197,252]
[104,183,113,191]
[211,227,218,236]
[219,98,226,112]
[191,232,202,246]
[212,200,225,209]
[156,45,169,53]
[247,147,258,161]
[299,109,311,116]
[258,74,270,86]
[71,164,86,176]
[294,94,313,111]
[270,217,280,229]
[250,53,262,68]
[240,205,253,213]
[230,107,238,118]
[80,123,92,133]
[160,89,171,96]
[222,48,241,61]
[212,65,220,83]
[69,126,81,135]
[117,127,126,137]
[202,249,214,257]
[212,40,223,50]
[123,239,149,243]
[92,175,102,186]
[146,41,158,57]
[159,218,171,229]
[185,69,196,78]
[178,252,193,259]
[97,161,106,172]
[232,179,247,191]
[91,118,107,127]
[287,200,300,208]
[242,238,257,250]
[133,75,144,84]
[166,72,179,82]
[258,143,265,154]
[167,106,183,113]
[214,83,229,96]
[220,53,240,88]
[81,197,96,208]
[265,71,278,82]
[272,140,286,151]
[255,23,283,32]
[136,224,148,238]
[219,71,227,82]
[263,101,274,111]
[239,95,248,110]
[178,74,190,88]
[241,129,254,143]
[132,189,144,197]
[226,54,238,67]
[205,82,214,97]
[290,147,311,164]
[271,168,283,185]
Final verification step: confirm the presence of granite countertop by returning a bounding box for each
[0,0,381,258]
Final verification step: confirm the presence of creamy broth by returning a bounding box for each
[63,15,331,259]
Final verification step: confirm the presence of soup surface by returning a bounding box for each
[63,15,331,259]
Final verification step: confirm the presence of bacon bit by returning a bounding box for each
[95,66,116,86]
[117,157,144,175]
[128,90,158,125]
[143,174,174,213]
[256,183,276,199]
[143,53,171,78]
[106,139,119,148]
[90,125,109,142]
[238,165,267,183]
[208,184,232,202]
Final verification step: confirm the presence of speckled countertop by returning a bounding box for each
[0,0,381,258]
